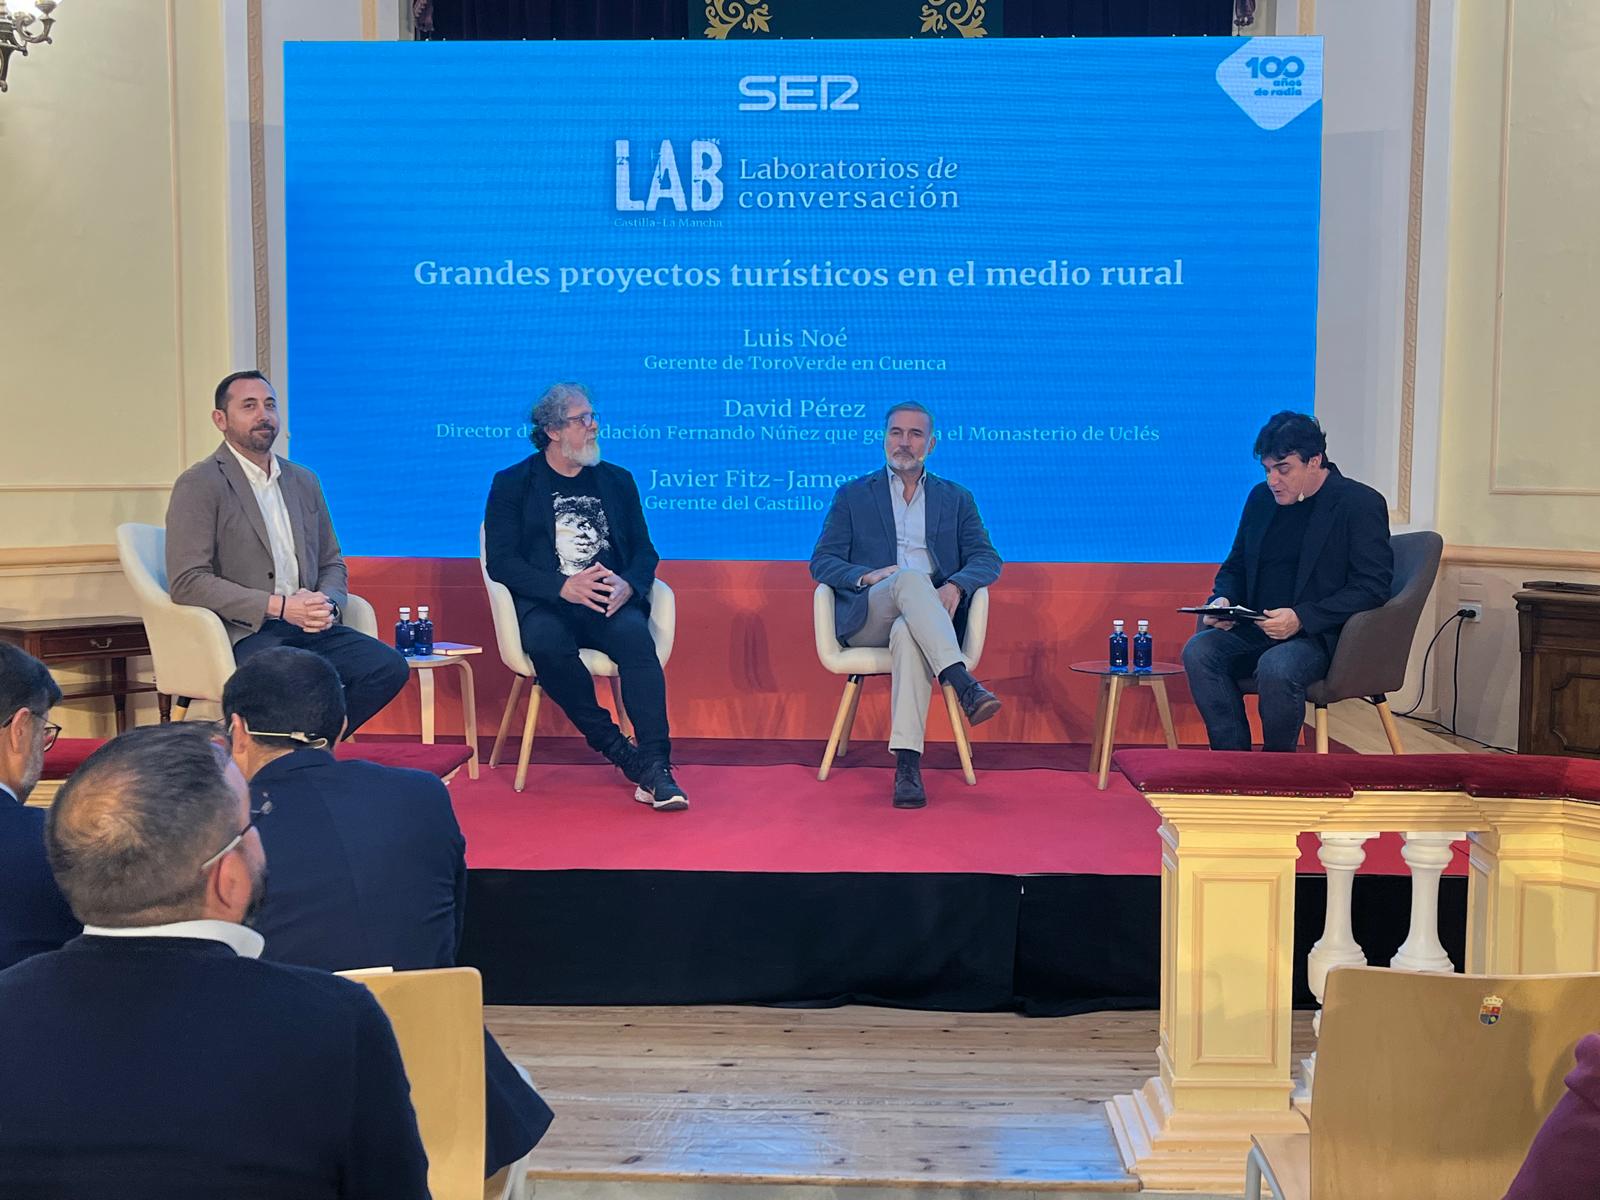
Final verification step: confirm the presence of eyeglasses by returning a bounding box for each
[2,710,61,752]
[561,410,600,428]
[198,799,273,873]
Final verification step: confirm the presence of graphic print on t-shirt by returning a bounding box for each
[553,492,611,576]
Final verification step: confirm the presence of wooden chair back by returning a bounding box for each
[342,967,487,1200]
[1313,965,1600,1199]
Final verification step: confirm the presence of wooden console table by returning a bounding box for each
[0,616,169,732]
[1517,585,1600,758]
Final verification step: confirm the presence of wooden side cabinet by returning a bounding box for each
[0,616,170,733]
[1517,587,1600,758]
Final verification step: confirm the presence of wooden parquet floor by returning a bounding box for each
[487,1004,1318,1191]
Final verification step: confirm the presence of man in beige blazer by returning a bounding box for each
[164,371,407,733]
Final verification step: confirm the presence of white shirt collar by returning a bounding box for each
[886,464,929,493]
[82,918,265,959]
[225,441,281,485]
[0,781,17,804]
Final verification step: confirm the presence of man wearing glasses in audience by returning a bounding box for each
[0,722,429,1198]
[219,646,553,1191]
[0,643,79,969]
[484,381,687,810]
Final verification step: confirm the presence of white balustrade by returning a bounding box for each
[1391,831,1467,974]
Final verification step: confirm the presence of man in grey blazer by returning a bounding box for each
[164,371,408,733]
[810,402,1002,808]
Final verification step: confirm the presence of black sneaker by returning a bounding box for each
[957,679,1002,726]
[602,737,646,786]
[635,762,690,812]
[892,755,927,809]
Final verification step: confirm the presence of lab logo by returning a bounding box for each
[1479,994,1504,1026]
[1214,38,1322,131]
[615,139,724,212]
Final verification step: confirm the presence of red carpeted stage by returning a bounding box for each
[451,739,1468,1014]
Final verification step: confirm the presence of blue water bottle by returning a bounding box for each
[415,605,435,657]
[395,606,414,656]
[1133,619,1153,671]
[1109,619,1129,672]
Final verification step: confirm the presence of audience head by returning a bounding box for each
[884,401,936,476]
[211,369,279,459]
[46,723,267,929]
[0,643,62,803]
[530,382,600,467]
[221,647,346,780]
[1252,410,1329,505]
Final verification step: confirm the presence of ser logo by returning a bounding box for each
[738,74,859,112]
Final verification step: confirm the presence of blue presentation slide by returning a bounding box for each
[284,37,1323,561]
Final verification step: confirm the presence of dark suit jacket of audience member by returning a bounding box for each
[484,454,659,622]
[1209,463,1394,658]
[810,469,1003,644]
[0,934,427,1200]
[0,784,81,970]
[249,748,554,1174]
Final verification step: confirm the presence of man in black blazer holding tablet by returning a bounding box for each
[484,382,685,811]
[1182,412,1392,752]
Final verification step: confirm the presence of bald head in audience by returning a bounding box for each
[46,722,267,929]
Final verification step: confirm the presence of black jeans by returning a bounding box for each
[1181,623,1330,752]
[233,620,409,735]
[518,601,669,764]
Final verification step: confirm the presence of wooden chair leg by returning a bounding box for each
[1373,695,1405,754]
[942,682,977,785]
[514,684,542,794]
[1314,704,1330,753]
[819,675,861,782]
[1097,675,1127,789]
[490,676,525,769]
[1148,677,1179,750]
[837,679,865,757]
[607,676,633,741]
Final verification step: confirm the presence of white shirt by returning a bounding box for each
[82,918,264,959]
[226,443,300,597]
[887,466,933,575]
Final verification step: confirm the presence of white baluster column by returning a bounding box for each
[1391,831,1467,974]
[1299,833,1377,1102]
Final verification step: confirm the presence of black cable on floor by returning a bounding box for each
[1395,612,1465,718]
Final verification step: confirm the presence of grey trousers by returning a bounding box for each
[845,569,967,753]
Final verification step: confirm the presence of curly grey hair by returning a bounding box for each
[529,382,593,449]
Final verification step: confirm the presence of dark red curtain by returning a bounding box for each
[420,0,1230,39]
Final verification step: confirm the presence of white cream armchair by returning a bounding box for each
[478,525,676,792]
[812,583,991,785]
[116,522,377,720]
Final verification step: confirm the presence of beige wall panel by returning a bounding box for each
[1439,0,1600,548]
[1492,0,1600,493]
[0,4,185,499]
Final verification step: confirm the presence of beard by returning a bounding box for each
[561,440,602,468]
[241,425,277,454]
[242,866,270,929]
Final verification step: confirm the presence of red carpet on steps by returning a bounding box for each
[452,760,1465,878]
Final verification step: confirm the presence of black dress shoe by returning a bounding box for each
[893,756,927,809]
[957,680,1002,726]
